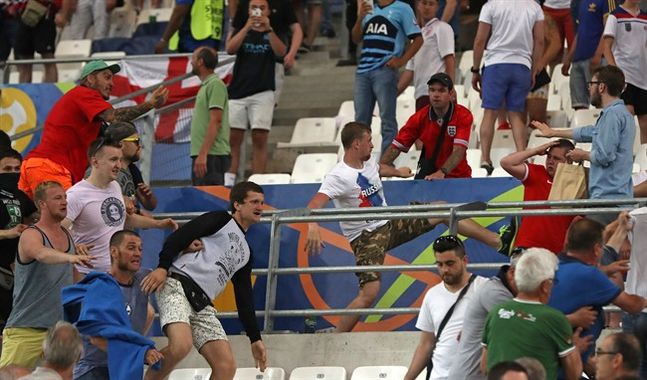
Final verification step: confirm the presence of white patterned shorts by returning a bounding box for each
[157,277,227,350]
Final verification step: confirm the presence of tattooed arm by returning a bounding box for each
[98,86,169,123]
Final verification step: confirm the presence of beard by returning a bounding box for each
[591,92,602,108]
[442,272,462,286]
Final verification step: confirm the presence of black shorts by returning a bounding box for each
[621,83,647,116]
[13,16,56,58]
[191,154,231,186]
[0,18,18,61]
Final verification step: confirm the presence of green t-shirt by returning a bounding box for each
[190,74,230,156]
[483,299,575,380]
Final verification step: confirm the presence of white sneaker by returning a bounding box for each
[224,172,236,187]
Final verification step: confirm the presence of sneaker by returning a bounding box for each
[298,44,312,54]
[481,162,494,176]
[497,216,518,257]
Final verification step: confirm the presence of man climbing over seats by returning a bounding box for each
[305,121,516,332]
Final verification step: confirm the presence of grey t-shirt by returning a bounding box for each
[447,275,513,380]
[73,269,151,379]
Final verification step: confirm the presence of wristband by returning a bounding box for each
[440,167,449,175]
[470,67,480,74]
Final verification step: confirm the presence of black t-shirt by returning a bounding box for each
[232,0,297,45]
[228,30,278,100]
[0,180,36,270]
[128,163,144,187]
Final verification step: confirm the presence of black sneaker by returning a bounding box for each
[298,44,312,54]
[481,162,494,176]
[497,216,517,257]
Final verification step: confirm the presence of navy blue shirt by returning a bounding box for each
[573,0,613,62]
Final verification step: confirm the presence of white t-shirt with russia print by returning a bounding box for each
[318,157,388,242]
[66,180,126,274]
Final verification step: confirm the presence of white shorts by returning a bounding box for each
[229,90,275,131]
[157,277,227,350]
[274,63,285,105]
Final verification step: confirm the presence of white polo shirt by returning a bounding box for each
[603,6,647,91]
[479,0,544,69]
[405,18,455,100]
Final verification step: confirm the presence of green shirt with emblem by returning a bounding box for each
[190,73,230,156]
[483,298,575,380]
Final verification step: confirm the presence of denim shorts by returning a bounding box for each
[481,63,531,112]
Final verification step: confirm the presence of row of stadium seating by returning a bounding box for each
[169,365,424,380]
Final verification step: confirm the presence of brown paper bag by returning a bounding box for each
[548,163,588,200]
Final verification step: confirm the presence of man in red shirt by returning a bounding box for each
[18,60,169,199]
[500,139,576,254]
[381,72,472,179]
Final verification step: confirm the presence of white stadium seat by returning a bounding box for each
[280,117,337,146]
[571,109,601,128]
[491,130,516,150]
[291,154,338,184]
[491,147,514,168]
[289,366,347,380]
[248,174,291,185]
[337,100,355,120]
[136,7,173,25]
[491,167,512,177]
[108,7,138,38]
[168,368,211,380]
[55,39,92,73]
[234,367,286,380]
[350,366,407,380]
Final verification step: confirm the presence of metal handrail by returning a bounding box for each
[3,52,198,66]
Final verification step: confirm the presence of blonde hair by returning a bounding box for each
[34,181,63,204]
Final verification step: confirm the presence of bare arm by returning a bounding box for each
[444,55,456,83]
[635,181,647,197]
[530,121,574,139]
[305,192,331,255]
[404,332,436,380]
[440,0,457,23]
[437,145,466,175]
[352,0,372,45]
[531,20,546,78]
[380,145,402,167]
[480,347,487,375]
[602,36,616,66]
[500,141,558,180]
[537,17,560,72]
[194,109,224,179]
[387,36,422,69]
[125,213,177,231]
[397,70,414,96]
[226,20,252,55]
[471,22,491,92]
[18,228,90,266]
[284,23,304,69]
[560,350,583,380]
[154,4,190,53]
[0,225,28,240]
[267,30,287,57]
[99,86,169,123]
[613,292,647,315]
[379,163,413,178]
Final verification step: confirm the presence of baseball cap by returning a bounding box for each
[80,60,121,80]
[104,122,137,142]
[427,72,453,90]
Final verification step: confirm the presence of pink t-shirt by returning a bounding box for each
[66,180,126,274]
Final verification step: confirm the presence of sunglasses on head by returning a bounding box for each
[432,235,464,252]
[121,137,140,146]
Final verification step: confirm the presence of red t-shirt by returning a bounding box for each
[515,163,574,254]
[27,86,112,182]
[392,103,472,178]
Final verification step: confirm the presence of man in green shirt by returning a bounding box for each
[190,46,231,185]
[482,248,587,380]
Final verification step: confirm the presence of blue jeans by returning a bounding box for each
[354,66,398,155]
[75,367,109,380]
[569,59,592,109]
[622,312,647,379]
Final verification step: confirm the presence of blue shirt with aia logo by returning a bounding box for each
[358,0,421,74]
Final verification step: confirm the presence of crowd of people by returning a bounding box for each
[1,0,647,379]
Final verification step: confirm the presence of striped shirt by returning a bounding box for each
[357,0,421,74]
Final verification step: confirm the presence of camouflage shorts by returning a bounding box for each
[349,217,435,287]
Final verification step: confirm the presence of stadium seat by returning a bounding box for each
[472,167,488,178]
[289,366,347,380]
[248,174,291,185]
[571,109,601,128]
[458,50,473,81]
[291,154,338,184]
[454,84,466,99]
[136,7,173,25]
[491,167,512,177]
[550,64,568,95]
[545,110,569,129]
[350,366,407,380]
[633,116,641,156]
[108,6,138,38]
[467,87,481,111]
[58,68,81,83]
[559,82,573,121]
[635,144,647,171]
[393,149,421,172]
[234,367,286,380]
[547,92,561,112]
[396,97,416,127]
[398,86,415,101]
[168,368,211,380]
[286,118,337,145]
[55,39,92,73]
[466,149,481,171]
[491,147,514,168]
[492,130,516,150]
[633,163,641,174]
[337,100,355,120]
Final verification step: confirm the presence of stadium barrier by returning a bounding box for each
[153,198,647,332]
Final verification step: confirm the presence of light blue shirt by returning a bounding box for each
[572,99,635,199]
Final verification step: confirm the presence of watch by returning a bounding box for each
[440,167,450,175]
[470,67,480,74]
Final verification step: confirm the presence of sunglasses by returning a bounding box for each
[432,235,464,252]
[121,137,140,146]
